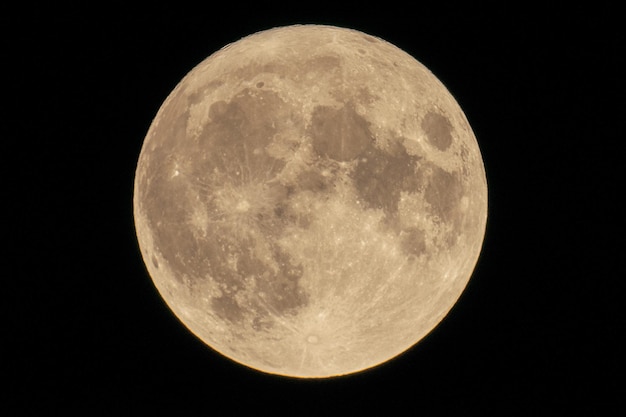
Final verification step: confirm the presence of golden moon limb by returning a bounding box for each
[133,24,487,378]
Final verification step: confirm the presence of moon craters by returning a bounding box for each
[422,110,453,151]
[134,25,487,378]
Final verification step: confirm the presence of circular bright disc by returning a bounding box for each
[134,25,487,378]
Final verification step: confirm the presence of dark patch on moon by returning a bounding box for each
[151,255,159,269]
[272,189,314,229]
[142,85,313,324]
[212,293,245,323]
[143,175,208,284]
[233,62,287,82]
[309,104,373,161]
[208,100,229,120]
[296,169,332,193]
[423,165,463,223]
[188,80,224,105]
[352,140,420,216]
[200,88,287,179]
[206,239,308,324]
[421,111,453,151]
[400,227,426,257]
[304,55,341,74]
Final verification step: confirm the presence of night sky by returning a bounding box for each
[5,3,623,415]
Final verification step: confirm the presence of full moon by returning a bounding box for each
[134,25,487,378]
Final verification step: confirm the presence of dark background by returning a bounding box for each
[5,3,624,415]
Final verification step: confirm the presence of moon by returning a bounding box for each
[133,25,487,378]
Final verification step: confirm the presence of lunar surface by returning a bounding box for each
[134,25,487,378]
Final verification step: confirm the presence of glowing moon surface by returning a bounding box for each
[134,25,487,378]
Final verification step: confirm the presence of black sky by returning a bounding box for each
[5,3,624,415]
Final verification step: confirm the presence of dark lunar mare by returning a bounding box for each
[142,87,312,325]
